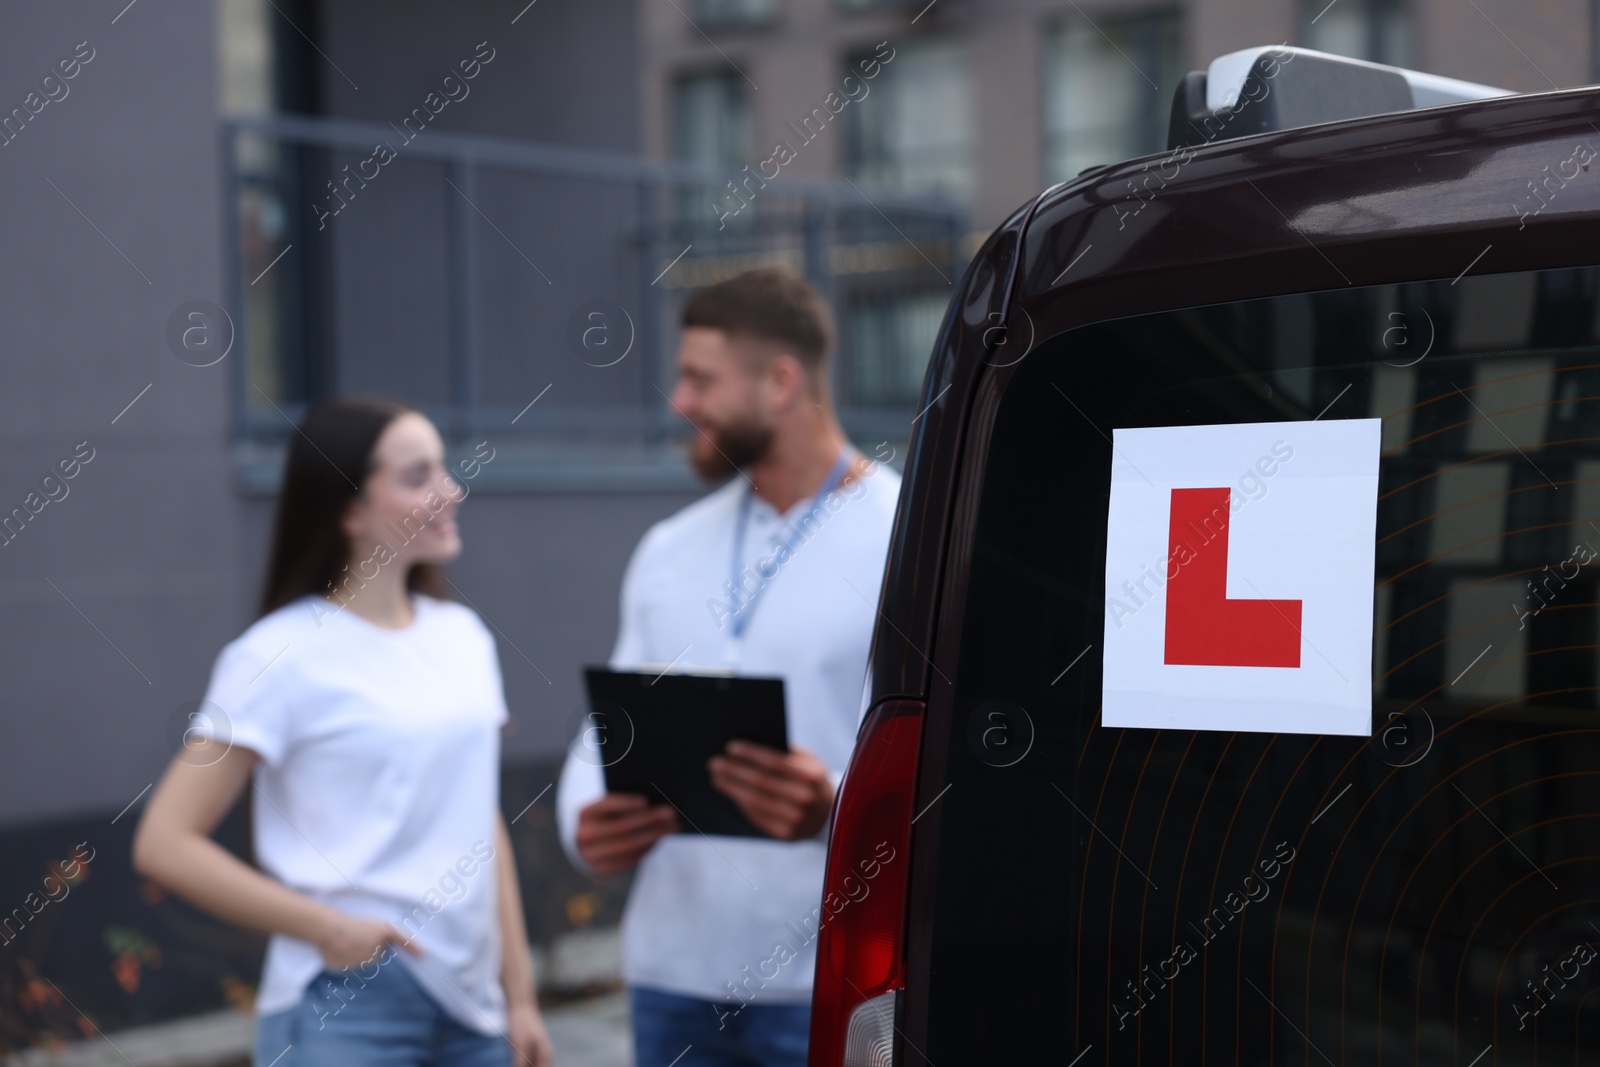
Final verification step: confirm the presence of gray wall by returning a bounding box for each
[0,2,239,828]
[318,0,640,152]
[0,0,680,830]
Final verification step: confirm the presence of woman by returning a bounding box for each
[132,397,554,1067]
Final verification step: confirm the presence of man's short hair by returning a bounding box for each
[681,268,834,376]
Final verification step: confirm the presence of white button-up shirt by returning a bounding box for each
[556,455,901,1003]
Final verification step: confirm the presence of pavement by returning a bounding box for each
[4,929,634,1067]
[3,993,632,1067]
[544,992,632,1067]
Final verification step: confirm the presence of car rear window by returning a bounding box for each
[917,267,1600,1064]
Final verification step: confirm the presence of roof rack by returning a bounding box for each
[1167,45,1510,150]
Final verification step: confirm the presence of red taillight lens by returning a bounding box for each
[808,698,925,1067]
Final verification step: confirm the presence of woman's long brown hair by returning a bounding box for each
[258,396,449,618]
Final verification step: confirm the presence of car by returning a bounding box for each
[808,45,1600,1066]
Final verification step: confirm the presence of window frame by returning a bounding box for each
[1039,7,1185,186]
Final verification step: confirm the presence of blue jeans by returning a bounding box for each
[630,984,810,1067]
[252,959,510,1067]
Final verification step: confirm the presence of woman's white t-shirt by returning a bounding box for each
[195,592,509,1035]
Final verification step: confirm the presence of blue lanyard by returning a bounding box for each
[728,448,855,640]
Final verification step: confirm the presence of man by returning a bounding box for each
[555,268,901,1066]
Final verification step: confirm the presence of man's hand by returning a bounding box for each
[709,741,835,840]
[574,794,678,877]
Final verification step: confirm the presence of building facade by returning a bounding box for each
[641,0,1595,233]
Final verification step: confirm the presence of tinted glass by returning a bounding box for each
[921,268,1600,1064]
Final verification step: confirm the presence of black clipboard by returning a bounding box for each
[582,665,788,839]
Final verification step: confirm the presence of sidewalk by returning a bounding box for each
[3,929,632,1067]
[3,994,631,1067]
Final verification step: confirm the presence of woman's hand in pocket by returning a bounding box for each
[313,910,422,969]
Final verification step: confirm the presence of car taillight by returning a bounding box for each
[809,698,925,1067]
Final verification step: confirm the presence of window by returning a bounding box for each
[844,40,972,201]
[842,289,946,408]
[1043,11,1184,182]
[219,0,327,419]
[921,267,1600,1062]
[218,0,273,116]
[673,69,751,169]
[1304,0,1409,66]
[694,0,779,26]
[836,29,965,410]
[673,69,753,233]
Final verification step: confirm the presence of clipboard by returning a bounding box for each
[583,666,789,839]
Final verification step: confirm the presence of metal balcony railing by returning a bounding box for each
[220,114,970,491]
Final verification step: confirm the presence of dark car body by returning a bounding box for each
[811,80,1600,1065]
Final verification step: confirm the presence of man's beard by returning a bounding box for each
[689,416,773,482]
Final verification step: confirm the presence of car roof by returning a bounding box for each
[1012,84,1600,339]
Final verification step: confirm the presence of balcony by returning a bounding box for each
[221,115,970,493]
